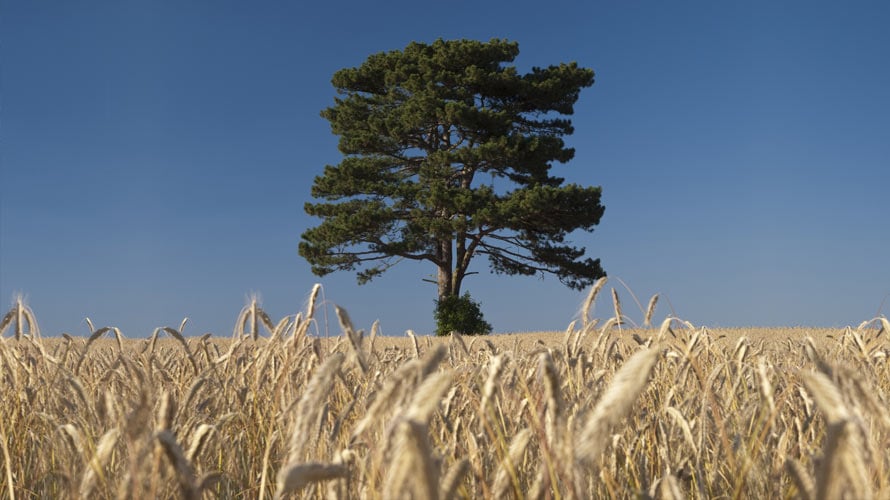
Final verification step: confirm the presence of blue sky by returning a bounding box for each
[2,1,889,337]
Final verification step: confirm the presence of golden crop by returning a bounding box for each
[1,290,888,499]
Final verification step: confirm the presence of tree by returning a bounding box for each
[300,38,606,326]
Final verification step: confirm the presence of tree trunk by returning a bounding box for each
[452,268,463,299]
[437,238,453,303]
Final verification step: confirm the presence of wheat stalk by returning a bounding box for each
[0,418,15,500]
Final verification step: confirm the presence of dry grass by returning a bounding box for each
[1,293,890,498]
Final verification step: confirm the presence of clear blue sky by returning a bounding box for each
[2,1,889,337]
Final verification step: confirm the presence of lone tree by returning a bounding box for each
[300,39,605,333]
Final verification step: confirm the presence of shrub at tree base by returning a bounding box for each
[435,292,492,336]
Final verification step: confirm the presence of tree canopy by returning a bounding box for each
[300,38,606,319]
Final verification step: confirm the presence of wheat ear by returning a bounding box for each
[275,462,349,499]
[802,371,871,500]
[286,353,345,463]
[440,459,469,499]
[581,277,608,325]
[383,419,440,500]
[576,346,660,463]
[493,428,533,498]
[404,369,454,423]
[306,283,322,319]
[611,288,624,326]
[162,326,199,374]
[785,459,815,500]
[644,293,659,327]
[407,329,421,358]
[185,424,215,463]
[156,430,199,500]
[79,428,121,498]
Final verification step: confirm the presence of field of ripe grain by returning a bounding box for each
[2,294,890,498]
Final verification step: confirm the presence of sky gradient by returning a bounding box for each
[2,1,889,337]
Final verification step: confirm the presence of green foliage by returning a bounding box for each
[434,292,492,336]
[300,38,606,315]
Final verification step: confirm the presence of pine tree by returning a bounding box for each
[300,39,606,328]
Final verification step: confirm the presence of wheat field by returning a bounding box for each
[1,287,889,499]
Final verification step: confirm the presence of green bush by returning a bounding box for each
[434,292,492,336]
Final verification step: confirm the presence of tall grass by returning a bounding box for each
[1,292,889,498]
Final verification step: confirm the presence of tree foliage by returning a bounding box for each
[300,38,606,318]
